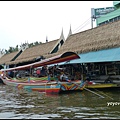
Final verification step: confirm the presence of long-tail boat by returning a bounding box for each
[0,51,86,94]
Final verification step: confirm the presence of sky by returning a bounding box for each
[0,1,113,50]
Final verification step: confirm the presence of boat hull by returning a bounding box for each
[85,83,118,89]
[32,81,85,94]
[1,77,85,94]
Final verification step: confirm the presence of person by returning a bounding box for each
[85,73,91,81]
[8,71,14,78]
[46,66,51,82]
[52,65,61,82]
[28,77,30,83]
[40,66,47,77]
[60,72,71,82]
[53,65,58,76]
[78,73,87,89]
[36,69,41,77]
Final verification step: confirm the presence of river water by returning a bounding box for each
[0,83,120,119]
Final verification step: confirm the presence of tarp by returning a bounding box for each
[59,47,120,65]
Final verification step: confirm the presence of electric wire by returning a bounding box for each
[75,19,91,33]
[73,17,91,33]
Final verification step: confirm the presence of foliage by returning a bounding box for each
[3,41,42,54]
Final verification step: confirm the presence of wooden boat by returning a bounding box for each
[85,81,119,89]
[1,76,86,94]
[0,51,86,94]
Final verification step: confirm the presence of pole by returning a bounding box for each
[84,88,105,98]
[91,16,93,29]
[94,88,114,100]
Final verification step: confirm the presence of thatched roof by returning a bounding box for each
[6,39,59,65]
[0,51,19,65]
[2,20,120,66]
[44,20,120,58]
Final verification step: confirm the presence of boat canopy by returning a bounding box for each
[1,51,80,71]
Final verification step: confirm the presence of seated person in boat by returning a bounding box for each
[74,71,82,80]
[40,66,47,77]
[46,66,57,82]
[36,68,41,77]
[60,71,71,82]
[48,65,61,81]
[53,65,61,76]
[7,71,14,78]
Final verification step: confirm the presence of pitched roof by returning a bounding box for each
[3,20,120,65]
[44,20,120,58]
[6,39,59,65]
[0,51,19,65]
[62,20,120,52]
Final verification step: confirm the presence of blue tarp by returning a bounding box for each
[59,47,120,65]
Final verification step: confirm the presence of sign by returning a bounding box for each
[91,7,115,18]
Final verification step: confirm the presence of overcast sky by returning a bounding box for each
[0,1,113,50]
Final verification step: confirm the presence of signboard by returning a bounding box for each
[91,7,115,18]
[113,1,120,6]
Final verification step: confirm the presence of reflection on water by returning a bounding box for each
[0,84,120,119]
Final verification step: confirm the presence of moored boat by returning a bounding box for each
[85,80,119,89]
[1,74,86,94]
[31,79,85,94]
[0,51,86,94]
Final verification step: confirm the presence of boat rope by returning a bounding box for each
[84,88,105,98]
[93,88,114,100]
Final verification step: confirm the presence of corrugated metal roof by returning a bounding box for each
[97,8,120,23]
[59,47,120,65]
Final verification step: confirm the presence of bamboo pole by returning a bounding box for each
[84,88,105,98]
[94,88,114,100]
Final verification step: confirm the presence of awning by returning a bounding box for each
[59,47,120,65]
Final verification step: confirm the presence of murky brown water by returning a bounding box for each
[0,84,120,119]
